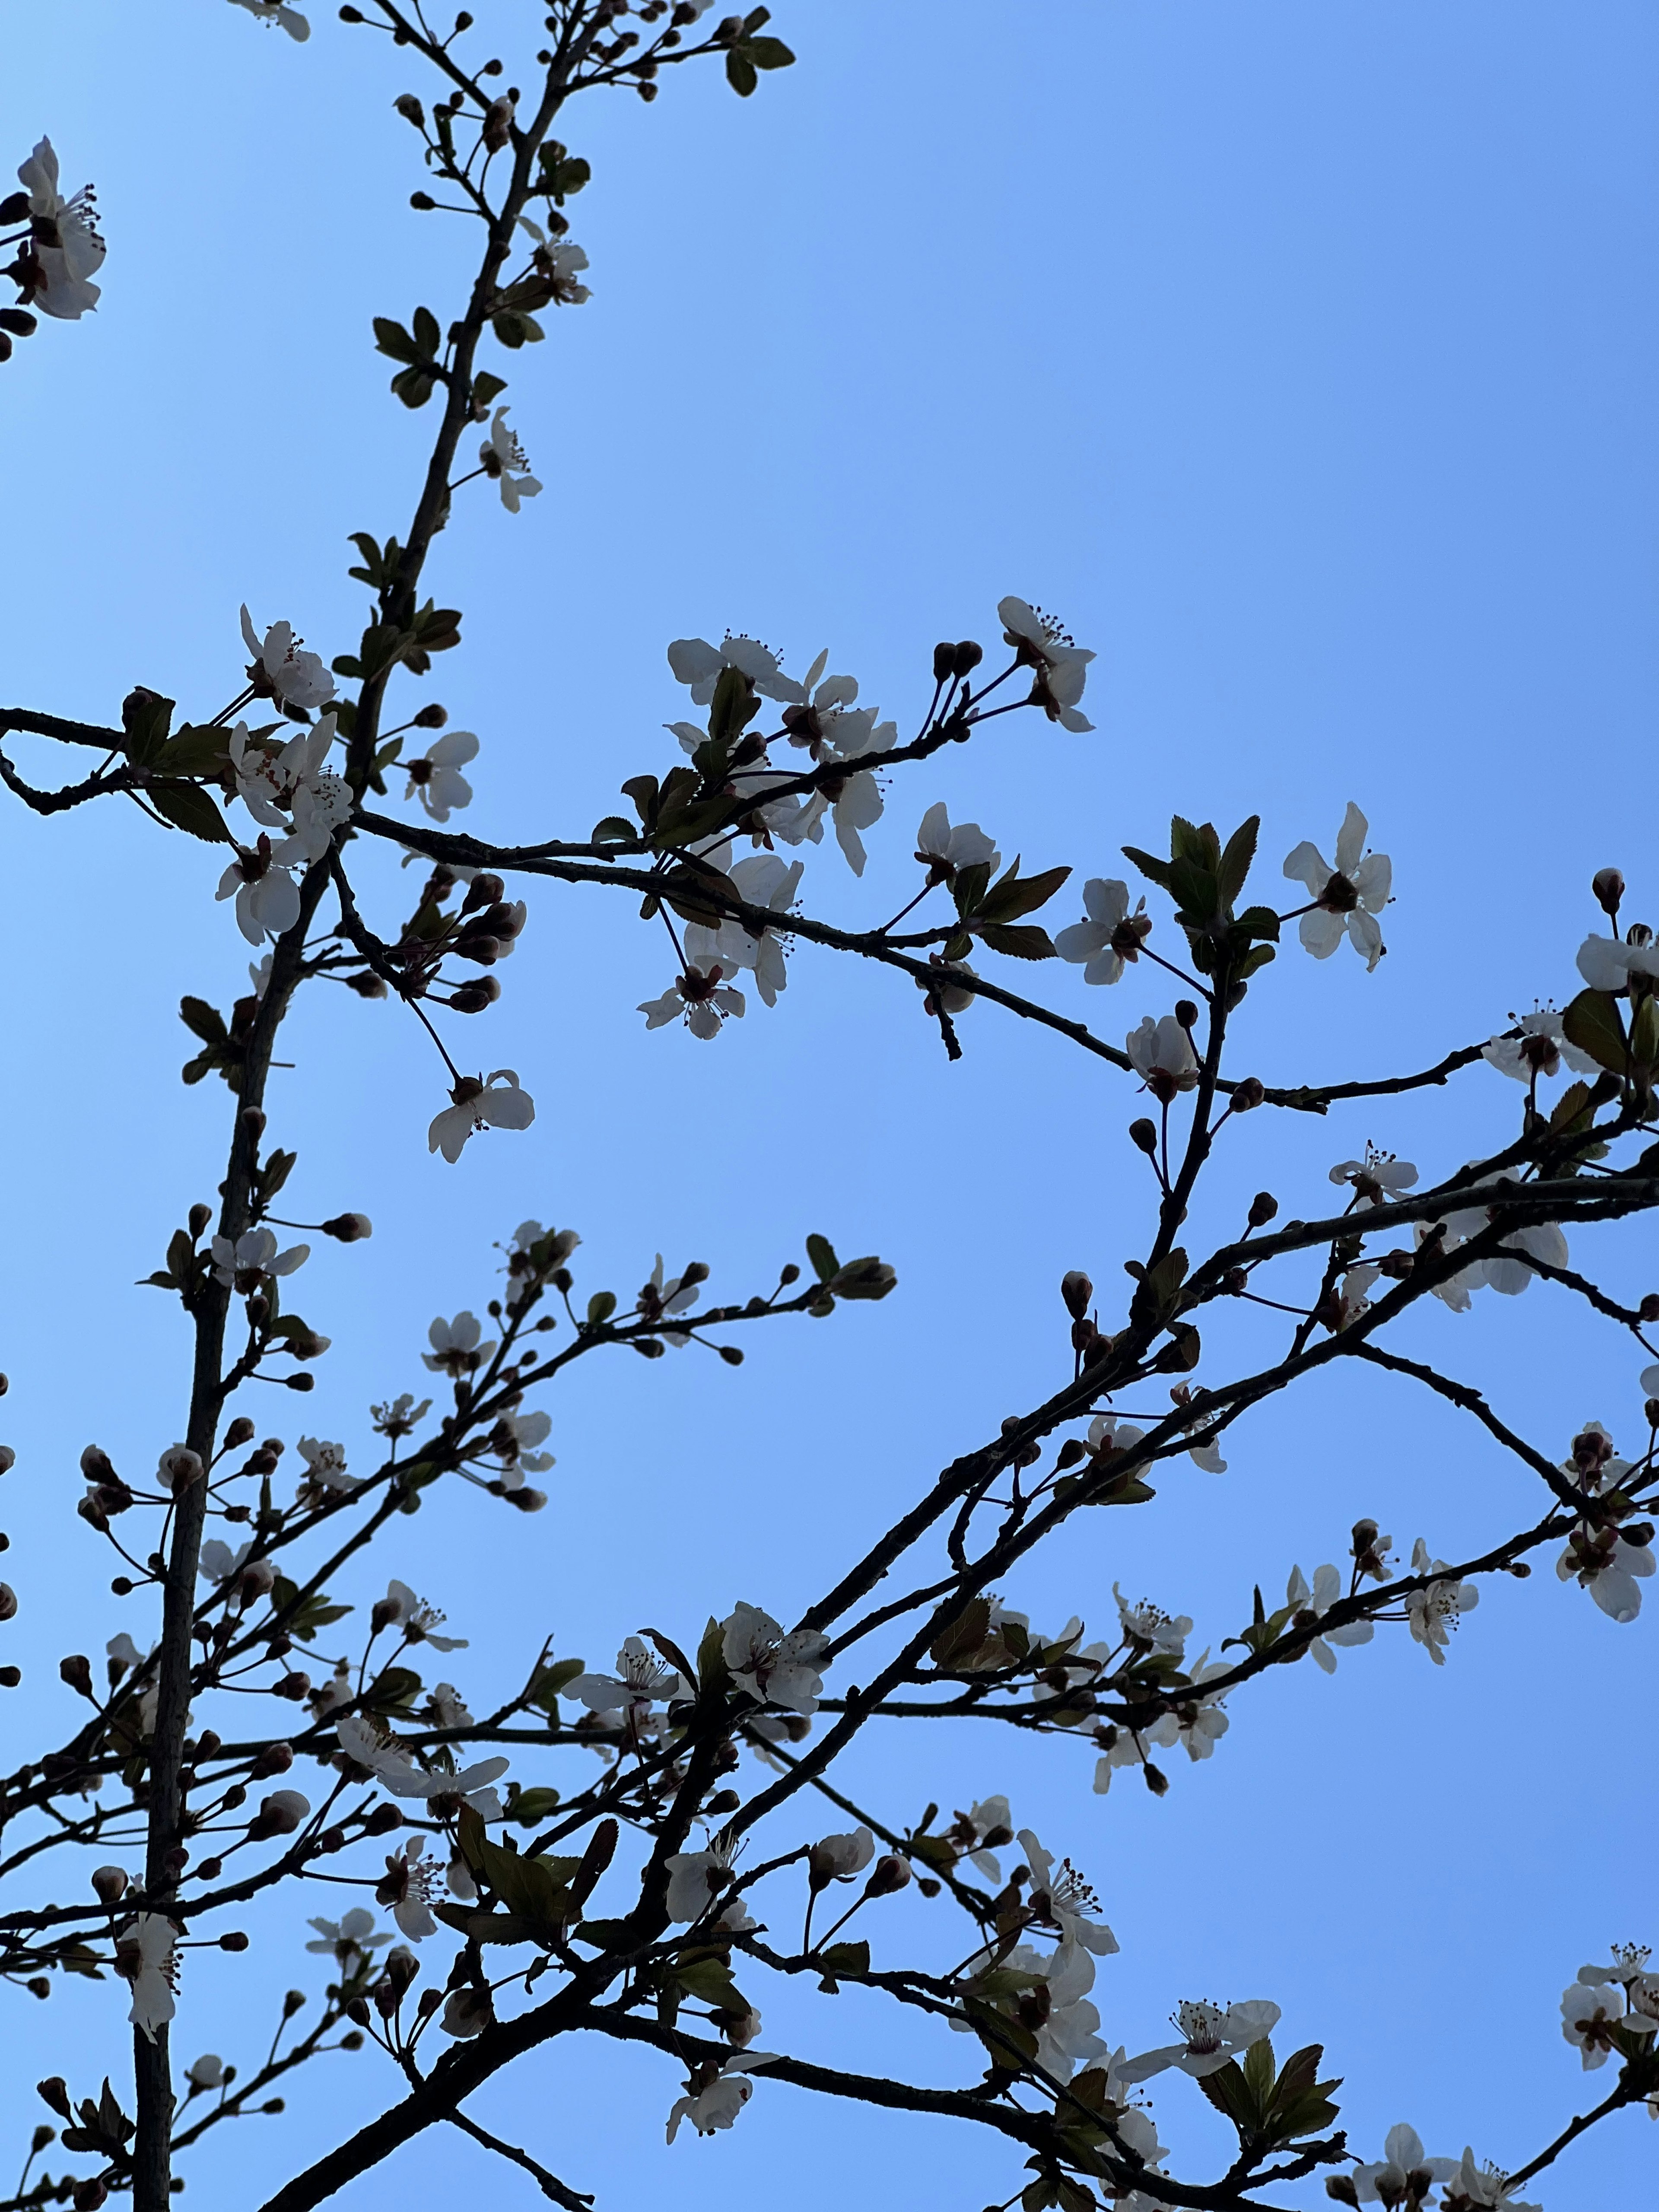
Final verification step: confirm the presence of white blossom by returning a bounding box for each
[721,1602,830,1714]
[297,1436,355,1494]
[428,1070,535,1163]
[211,1226,309,1287]
[377,1837,439,1941]
[1556,1519,1654,1624]
[375,1579,467,1652]
[664,1832,739,1924]
[480,408,541,511]
[1329,1147,1417,1206]
[666,633,797,706]
[810,1826,874,1885]
[1576,932,1659,993]
[1446,2148,1541,2209]
[1285,1563,1374,1674]
[1559,1978,1644,2070]
[217,838,304,946]
[431,1682,473,1730]
[1283,803,1390,969]
[229,714,346,861]
[1120,1997,1282,2083]
[1055,878,1149,985]
[1126,1013,1198,1087]
[405,729,479,820]
[1170,1655,1231,1761]
[1482,1007,1600,1086]
[118,1913,178,2042]
[962,1795,1014,1882]
[682,853,802,1007]
[228,0,311,37]
[564,1636,684,1723]
[771,709,896,874]
[1018,1830,1118,1954]
[915,801,1000,883]
[950,1938,1107,2081]
[422,1311,492,1376]
[185,2055,225,2091]
[16,139,105,320]
[639,965,746,1040]
[666,2052,777,2143]
[1113,1584,1192,1660]
[1352,2123,1459,2204]
[305,1906,390,1976]
[240,605,335,712]
[997,596,1096,732]
[335,1715,508,1820]
[1405,1538,1479,1663]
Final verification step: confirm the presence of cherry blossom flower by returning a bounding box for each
[1283,804,1390,969]
[240,606,335,712]
[639,964,746,1040]
[1126,1013,1199,1089]
[376,1837,439,1940]
[542,239,591,305]
[997,597,1096,732]
[564,1636,684,1724]
[1170,1656,1231,1761]
[1576,932,1659,993]
[431,1683,473,1730]
[1445,2148,1541,2209]
[960,1795,1014,1882]
[422,1311,492,1377]
[1334,1262,1381,1329]
[721,1602,830,1713]
[117,1913,179,2042]
[683,854,802,1007]
[229,0,311,36]
[441,1987,493,2038]
[185,2055,224,2091]
[1559,1978,1643,2069]
[771,715,895,875]
[229,715,342,850]
[335,1715,508,1819]
[1329,1147,1417,1207]
[405,729,479,820]
[666,2052,777,2143]
[1420,1179,1570,1303]
[1405,1539,1479,1663]
[197,1538,253,1586]
[1285,1563,1374,1674]
[1018,1831,1118,1954]
[478,408,541,511]
[375,1580,467,1651]
[296,1436,355,1494]
[305,1906,390,1977]
[494,1405,554,1479]
[1351,2124,1459,2204]
[915,801,999,885]
[950,1938,1107,2080]
[667,633,797,706]
[664,1832,740,1924]
[211,1226,309,1289]
[16,139,104,320]
[1482,1007,1599,1086]
[1120,1997,1282,2083]
[809,1826,874,1887]
[1113,1585,1192,1660]
[428,1070,535,1163]
[1055,878,1150,985]
[217,837,304,946]
[1556,1518,1654,1623]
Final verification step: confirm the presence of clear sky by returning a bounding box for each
[2,3,1656,2207]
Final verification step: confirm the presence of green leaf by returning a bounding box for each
[1631,991,1659,1069]
[363,1665,422,1714]
[1216,816,1260,908]
[1561,988,1627,1075]
[179,996,227,1046]
[506,1785,563,1828]
[1170,815,1221,871]
[726,50,759,95]
[976,922,1056,960]
[696,1614,730,1696]
[1233,903,1281,941]
[806,1233,839,1282]
[492,309,544,349]
[977,861,1071,925]
[372,316,422,364]
[748,35,795,67]
[1122,843,1173,891]
[1241,2035,1276,2114]
[412,305,441,357]
[471,369,507,410]
[1550,1079,1594,1131]
[147,781,232,843]
[708,663,760,746]
[529,1656,586,1712]
[951,860,992,919]
[121,689,175,768]
[816,1938,869,1980]
[929,1597,991,1668]
[585,1290,617,1325]
[390,365,436,409]
[153,723,230,777]
[672,1952,741,2005]
[590,817,636,845]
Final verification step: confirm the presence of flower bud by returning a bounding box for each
[1248,1191,1278,1227]
[59,1655,93,1699]
[349,972,390,999]
[932,642,957,682]
[1593,867,1626,918]
[30,2126,54,2155]
[1231,1076,1265,1111]
[952,639,984,676]
[362,1802,404,1836]
[36,2078,72,2122]
[321,1212,373,1242]
[248,1788,311,1839]
[1128,1118,1159,1156]
[91,1865,128,1905]
[80,1445,116,1482]
[225,1417,257,1449]
[1060,1270,1093,1319]
[482,95,515,152]
[188,1201,214,1239]
[394,92,425,125]
[866,1853,912,1897]
[72,2180,106,2211]
[0,1446,13,1473]
[0,1586,18,1623]
[251,1741,294,1779]
[158,1445,204,1493]
[1174,999,1199,1029]
[0,1666,21,1688]
[1142,1762,1170,1796]
[1325,2181,1362,2208]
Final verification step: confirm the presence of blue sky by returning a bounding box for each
[2,2,1656,2206]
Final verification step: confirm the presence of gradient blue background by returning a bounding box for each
[1,2,1656,2206]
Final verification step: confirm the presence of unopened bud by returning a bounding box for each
[248,1788,310,1839]
[394,92,425,125]
[91,1865,128,1905]
[461,872,506,912]
[0,1585,18,1623]
[362,1802,404,1835]
[80,1445,116,1483]
[1142,1762,1170,1797]
[59,1655,93,1699]
[1060,1269,1093,1319]
[71,2180,106,2211]
[1248,1191,1278,1227]
[952,639,983,677]
[413,701,448,728]
[1593,867,1625,918]
[349,972,390,999]
[482,95,515,152]
[1325,2180,1362,2208]
[251,1742,295,1779]
[1641,1295,1659,1324]
[1128,1117,1159,1157]
[1055,1438,1087,1469]
[219,1930,250,1952]
[1231,1076,1265,1111]
[321,1212,373,1242]
[30,2126,54,2155]
[1174,999,1199,1029]
[866,1853,912,1897]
